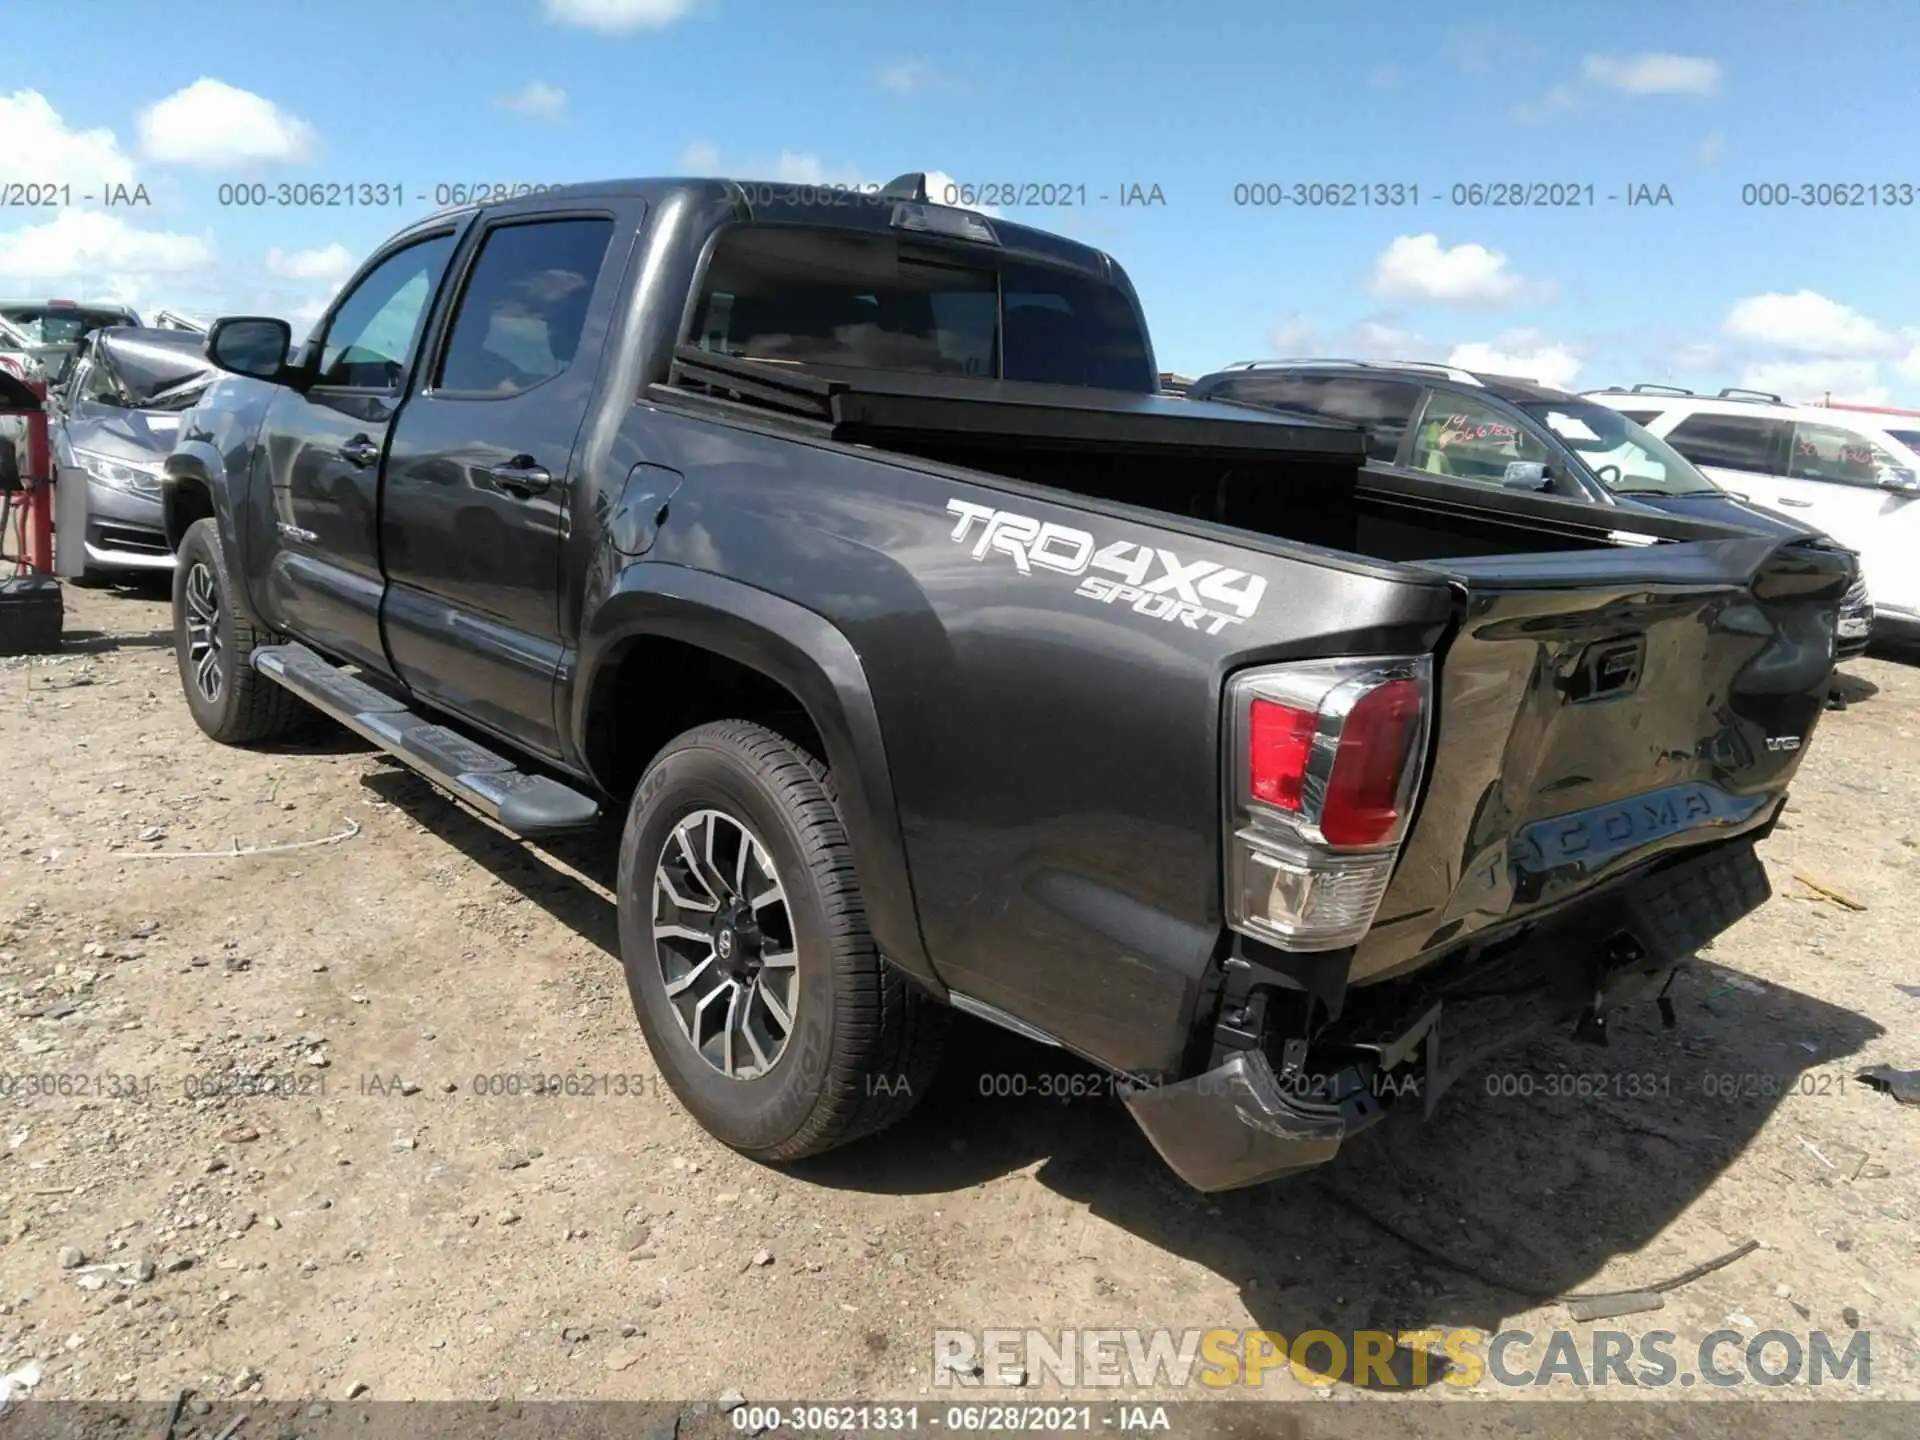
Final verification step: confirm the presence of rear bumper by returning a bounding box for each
[1124,838,1771,1193]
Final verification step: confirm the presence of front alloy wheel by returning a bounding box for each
[652,808,799,1080]
[183,560,224,703]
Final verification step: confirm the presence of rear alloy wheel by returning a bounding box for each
[652,808,800,1081]
[616,720,947,1162]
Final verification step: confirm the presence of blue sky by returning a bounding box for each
[5,0,1919,402]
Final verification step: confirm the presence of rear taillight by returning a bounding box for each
[1225,656,1432,951]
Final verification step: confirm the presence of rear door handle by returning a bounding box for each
[1777,498,1813,508]
[482,458,552,497]
[339,436,381,468]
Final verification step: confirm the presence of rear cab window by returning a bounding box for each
[688,224,1155,391]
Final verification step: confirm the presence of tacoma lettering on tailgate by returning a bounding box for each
[946,498,1267,635]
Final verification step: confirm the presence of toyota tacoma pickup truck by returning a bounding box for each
[162,175,1849,1192]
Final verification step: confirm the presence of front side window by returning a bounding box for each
[436,217,615,395]
[690,224,1155,391]
[1788,421,1912,488]
[317,233,457,390]
[1203,374,1420,461]
[1407,394,1549,483]
[1522,401,1720,497]
[1663,413,1788,473]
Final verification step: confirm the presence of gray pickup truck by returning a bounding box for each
[162,175,1849,1191]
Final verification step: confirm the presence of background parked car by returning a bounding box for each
[1587,385,1920,645]
[1187,360,1874,657]
[51,326,215,582]
[0,299,144,388]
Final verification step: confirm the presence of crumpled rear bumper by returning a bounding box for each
[1125,839,1771,1193]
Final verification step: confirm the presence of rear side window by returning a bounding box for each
[1788,421,1908,488]
[690,224,1155,391]
[1664,413,1788,473]
[1203,375,1419,460]
[437,217,615,395]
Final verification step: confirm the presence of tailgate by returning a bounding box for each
[1351,534,1848,984]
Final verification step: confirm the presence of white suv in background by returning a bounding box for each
[1586,386,1920,642]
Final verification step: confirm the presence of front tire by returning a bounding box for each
[171,518,305,745]
[616,720,946,1161]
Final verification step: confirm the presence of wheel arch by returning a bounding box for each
[573,565,942,997]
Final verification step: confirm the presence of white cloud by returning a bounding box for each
[1512,83,1582,123]
[673,145,1003,217]
[0,91,136,188]
[1268,313,1316,351]
[1259,313,1442,363]
[496,81,567,120]
[1723,290,1899,358]
[679,140,722,171]
[0,209,216,313]
[1369,234,1553,309]
[138,79,315,168]
[768,151,870,187]
[878,61,930,93]
[264,242,357,285]
[282,296,333,345]
[1740,359,1888,406]
[0,209,213,276]
[1581,53,1722,97]
[921,170,999,217]
[1448,332,1583,389]
[544,0,694,32]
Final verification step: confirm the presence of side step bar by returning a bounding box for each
[252,642,601,838]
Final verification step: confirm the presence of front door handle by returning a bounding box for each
[1777,497,1813,508]
[339,435,380,468]
[482,457,552,498]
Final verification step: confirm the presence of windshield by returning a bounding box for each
[1882,429,1920,453]
[1521,400,1722,497]
[690,225,1155,391]
[0,306,137,347]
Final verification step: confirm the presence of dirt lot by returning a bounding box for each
[2,580,1917,1420]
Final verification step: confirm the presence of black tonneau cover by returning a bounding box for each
[662,348,1767,549]
[666,346,1366,458]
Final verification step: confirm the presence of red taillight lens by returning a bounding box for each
[1320,677,1423,846]
[1249,698,1317,811]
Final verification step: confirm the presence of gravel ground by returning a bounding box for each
[0,580,1916,1424]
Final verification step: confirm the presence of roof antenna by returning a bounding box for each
[878,172,929,203]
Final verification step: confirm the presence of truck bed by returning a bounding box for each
[654,352,1849,1036]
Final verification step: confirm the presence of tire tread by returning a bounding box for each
[646,720,946,1161]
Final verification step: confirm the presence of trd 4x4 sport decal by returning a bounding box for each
[946,499,1267,635]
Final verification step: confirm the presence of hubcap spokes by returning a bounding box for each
[651,809,797,1080]
[184,562,223,702]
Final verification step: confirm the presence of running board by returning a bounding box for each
[251,642,601,837]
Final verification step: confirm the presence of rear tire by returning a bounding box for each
[171,518,305,745]
[616,720,946,1161]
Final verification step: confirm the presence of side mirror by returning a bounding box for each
[1502,460,1553,491]
[1877,467,1920,495]
[206,317,296,384]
